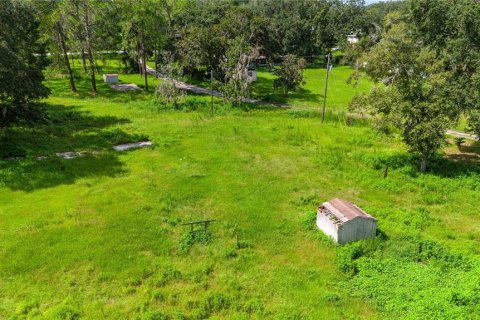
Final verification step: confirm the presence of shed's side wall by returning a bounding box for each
[338,218,377,244]
[316,212,339,242]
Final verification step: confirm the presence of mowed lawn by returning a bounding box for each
[253,65,374,111]
[1,68,480,319]
[0,92,379,318]
[146,59,375,112]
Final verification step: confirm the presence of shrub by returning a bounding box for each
[14,300,38,315]
[156,266,182,287]
[47,299,80,320]
[301,211,317,231]
[224,247,238,259]
[336,242,365,274]
[155,81,185,109]
[454,137,465,147]
[143,311,168,320]
[273,54,306,96]
[323,292,340,303]
[242,298,264,315]
[179,231,213,254]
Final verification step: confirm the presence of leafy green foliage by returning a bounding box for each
[336,242,365,275]
[179,231,213,254]
[454,137,466,147]
[0,0,49,126]
[352,14,456,171]
[342,239,480,319]
[4,3,480,319]
[221,37,255,106]
[273,55,306,96]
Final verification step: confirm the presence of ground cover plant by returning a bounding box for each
[4,1,480,318]
[253,64,374,111]
[2,57,480,319]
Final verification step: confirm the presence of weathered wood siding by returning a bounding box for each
[337,218,377,245]
[316,211,339,242]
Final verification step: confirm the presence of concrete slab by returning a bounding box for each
[113,141,153,151]
[110,83,141,91]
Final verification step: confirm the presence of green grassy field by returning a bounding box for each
[253,65,374,111]
[1,62,480,319]
[147,60,374,112]
[47,57,160,99]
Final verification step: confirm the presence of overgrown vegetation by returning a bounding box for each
[3,0,480,319]
[0,0,49,127]
[273,54,306,96]
[351,1,480,171]
[2,59,480,318]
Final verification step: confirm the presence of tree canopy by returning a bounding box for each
[351,1,480,171]
[0,0,49,127]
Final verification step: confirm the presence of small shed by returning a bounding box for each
[316,198,376,244]
[103,74,119,83]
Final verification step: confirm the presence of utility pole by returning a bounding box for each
[210,54,215,116]
[210,67,214,116]
[322,52,331,123]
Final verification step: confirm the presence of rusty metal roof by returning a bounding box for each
[319,198,376,224]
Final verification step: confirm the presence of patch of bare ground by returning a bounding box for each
[444,139,480,162]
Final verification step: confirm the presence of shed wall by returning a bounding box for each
[337,218,377,244]
[316,212,339,242]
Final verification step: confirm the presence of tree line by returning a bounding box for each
[1,0,398,127]
[351,0,480,171]
[6,0,479,172]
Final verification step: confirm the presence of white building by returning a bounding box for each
[103,74,119,83]
[316,198,377,244]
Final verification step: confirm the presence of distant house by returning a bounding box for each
[316,198,377,244]
[347,34,359,45]
[103,74,119,83]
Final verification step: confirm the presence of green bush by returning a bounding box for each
[336,242,366,274]
[301,211,317,231]
[143,311,168,320]
[47,299,80,320]
[14,300,38,315]
[179,230,213,254]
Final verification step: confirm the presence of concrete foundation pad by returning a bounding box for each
[56,151,83,159]
[110,83,141,91]
[113,141,153,151]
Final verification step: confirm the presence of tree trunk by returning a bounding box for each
[162,0,172,30]
[55,21,76,93]
[138,44,143,77]
[154,42,158,73]
[86,45,97,95]
[81,47,87,73]
[83,12,96,95]
[141,22,148,92]
[420,153,428,172]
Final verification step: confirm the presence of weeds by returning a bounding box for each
[179,231,213,254]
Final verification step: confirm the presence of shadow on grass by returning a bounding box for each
[0,103,146,191]
[0,154,125,191]
[46,60,157,103]
[445,142,480,163]
[252,75,321,105]
[367,151,480,178]
[47,74,150,103]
